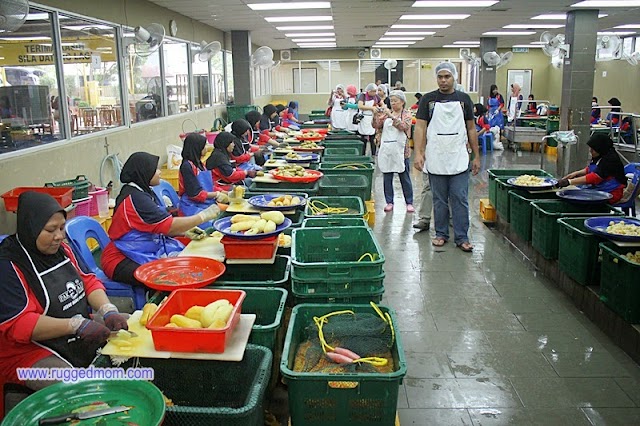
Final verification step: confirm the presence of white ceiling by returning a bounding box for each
[147,0,640,50]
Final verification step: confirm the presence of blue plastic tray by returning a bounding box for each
[248,193,308,211]
[285,153,320,163]
[213,216,292,240]
[584,217,640,242]
[507,177,558,191]
[557,189,612,204]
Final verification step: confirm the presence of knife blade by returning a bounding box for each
[38,405,131,425]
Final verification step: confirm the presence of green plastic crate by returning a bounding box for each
[319,162,374,201]
[324,147,361,156]
[327,130,356,135]
[322,140,365,155]
[44,175,91,200]
[305,196,365,218]
[530,201,622,260]
[227,105,257,123]
[599,242,640,323]
[281,304,407,426]
[311,110,326,115]
[495,178,513,221]
[557,218,603,286]
[302,217,368,228]
[509,190,559,241]
[325,134,361,140]
[322,155,374,164]
[291,226,384,280]
[487,169,553,208]
[291,271,385,304]
[319,174,370,202]
[214,255,291,287]
[293,287,385,304]
[301,123,329,129]
[309,114,326,120]
[248,180,320,196]
[105,344,271,426]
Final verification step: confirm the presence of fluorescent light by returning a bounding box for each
[571,1,640,7]
[454,40,480,44]
[265,16,332,22]
[615,24,640,29]
[413,0,498,6]
[285,32,334,37]
[298,46,335,48]
[531,13,607,19]
[276,25,334,30]
[372,45,409,48]
[513,44,544,48]
[597,31,636,35]
[297,42,335,46]
[483,31,536,35]
[248,2,330,10]
[385,31,435,36]
[443,44,478,48]
[379,37,425,41]
[400,14,470,20]
[375,41,416,45]
[504,24,564,29]
[0,36,51,41]
[391,24,450,29]
[63,24,113,31]
[292,38,335,42]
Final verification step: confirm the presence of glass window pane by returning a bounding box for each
[211,51,224,104]
[124,30,162,123]
[58,16,123,137]
[403,60,420,92]
[192,44,211,109]
[0,8,62,153]
[271,61,298,94]
[326,60,358,96]
[163,40,189,115]
[225,51,234,104]
[623,37,633,56]
[635,37,640,54]
[359,60,384,93]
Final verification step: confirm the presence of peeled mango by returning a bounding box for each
[260,211,285,225]
[201,299,231,328]
[263,220,277,233]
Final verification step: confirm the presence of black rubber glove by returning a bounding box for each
[556,178,570,188]
[103,311,129,331]
[76,319,111,344]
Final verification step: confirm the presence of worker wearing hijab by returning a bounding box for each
[102,152,220,287]
[507,83,523,122]
[558,134,627,203]
[206,132,256,185]
[230,119,265,169]
[329,84,347,129]
[0,192,128,404]
[178,133,223,226]
[260,104,278,131]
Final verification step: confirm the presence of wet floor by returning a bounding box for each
[373,149,640,425]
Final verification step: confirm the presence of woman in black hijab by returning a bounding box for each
[102,152,220,287]
[206,132,256,185]
[246,110,279,147]
[0,192,128,398]
[558,133,627,203]
[260,104,278,131]
[230,119,265,169]
[178,133,222,224]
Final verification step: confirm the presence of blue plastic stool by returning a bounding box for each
[152,179,180,210]
[479,133,494,155]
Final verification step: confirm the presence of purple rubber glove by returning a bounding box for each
[103,311,129,332]
[76,319,111,344]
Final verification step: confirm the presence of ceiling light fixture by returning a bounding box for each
[443,44,478,48]
[597,31,636,35]
[614,24,640,29]
[531,13,607,19]
[292,38,336,42]
[372,44,409,48]
[391,24,450,29]
[276,25,334,31]
[483,31,536,35]
[454,40,480,44]
[265,16,332,22]
[285,32,335,37]
[379,37,425,41]
[400,14,470,20]
[512,44,544,48]
[248,2,330,10]
[385,31,436,36]
[413,0,498,6]
[376,41,417,45]
[297,43,336,47]
[571,1,640,7]
[503,24,564,29]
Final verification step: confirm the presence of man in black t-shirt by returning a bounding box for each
[412,62,480,252]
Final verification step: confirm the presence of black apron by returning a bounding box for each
[29,257,99,367]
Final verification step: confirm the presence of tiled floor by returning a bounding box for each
[372,149,640,425]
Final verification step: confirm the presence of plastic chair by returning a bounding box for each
[152,179,180,210]
[0,235,7,243]
[65,216,146,310]
[479,133,494,155]
[614,163,640,216]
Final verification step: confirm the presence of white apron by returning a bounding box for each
[346,96,358,132]
[425,101,469,175]
[358,98,376,136]
[378,117,407,174]
[507,96,519,122]
[330,96,347,129]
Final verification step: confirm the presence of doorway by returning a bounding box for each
[506,69,532,112]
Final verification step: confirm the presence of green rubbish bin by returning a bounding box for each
[227,105,257,122]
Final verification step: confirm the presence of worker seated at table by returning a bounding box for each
[278,101,302,129]
[591,96,601,125]
[557,134,627,203]
[245,110,280,148]
[101,152,220,287]
[526,94,537,115]
[605,97,623,127]
[474,103,490,137]
[178,133,227,228]
[0,192,129,398]
[230,119,265,170]
[207,132,256,187]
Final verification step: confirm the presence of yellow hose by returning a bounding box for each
[308,200,349,215]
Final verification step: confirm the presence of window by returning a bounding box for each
[622,37,633,56]
[403,60,420,93]
[163,40,190,115]
[58,16,123,136]
[192,43,211,109]
[635,37,640,54]
[0,8,63,153]
[360,60,384,93]
[323,60,355,95]
[123,29,162,123]
[225,51,234,104]
[211,50,224,104]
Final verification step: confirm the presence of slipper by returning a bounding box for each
[431,237,447,247]
[457,242,473,252]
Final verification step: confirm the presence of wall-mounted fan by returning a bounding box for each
[252,46,274,68]
[258,60,280,70]
[384,59,398,70]
[596,35,621,62]
[498,51,513,68]
[622,51,640,66]
[0,0,29,33]
[482,51,501,67]
[196,40,221,62]
[461,51,480,72]
[134,23,166,57]
[540,31,570,59]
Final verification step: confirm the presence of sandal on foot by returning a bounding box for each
[457,242,473,252]
[431,237,447,247]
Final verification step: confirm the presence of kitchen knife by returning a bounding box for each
[109,330,138,339]
[38,405,131,425]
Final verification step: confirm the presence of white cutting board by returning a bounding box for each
[101,311,256,361]
[253,175,281,184]
[179,237,225,261]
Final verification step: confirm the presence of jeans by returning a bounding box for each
[429,171,470,245]
[417,172,432,224]
[383,158,414,205]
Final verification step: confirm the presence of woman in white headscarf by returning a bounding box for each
[328,84,347,129]
[358,83,382,156]
[507,82,523,123]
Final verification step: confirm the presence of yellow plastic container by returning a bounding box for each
[545,146,558,156]
[480,198,496,222]
[364,200,375,227]
[160,166,180,191]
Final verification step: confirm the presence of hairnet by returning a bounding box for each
[335,84,345,92]
[365,83,377,92]
[435,62,458,80]
[346,84,357,97]
[389,90,406,104]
